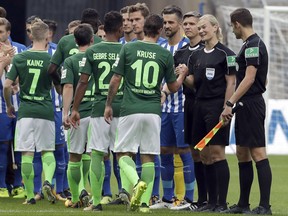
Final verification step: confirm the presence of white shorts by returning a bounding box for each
[115,114,161,155]
[88,117,119,153]
[15,118,55,152]
[67,116,90,154]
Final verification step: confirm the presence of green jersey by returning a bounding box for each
[50,34,102,66]
[112,41,176,117]
[61,51,94,119]
[6,50,53,121]
[81,41,123,117]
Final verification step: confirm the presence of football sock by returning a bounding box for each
[160,153,174,201]
[140,162,155,205]
[174,154,185,200]
[103,158,112,196]
[67,161,81,202]
[0,143,9,188]
[194,161,207,204]
[180,152,195,202]
[42,152,56,184]
[54,146,65,193]
[256,159,272,209]
[152,155,160,197]
[238,161,253,207]
[214,159,230,205]
[118,156,139,187]
[21,155,34,199]
[112,152,122,192]
[81,154,91,191]
[205,164,217,205]
[90,150,105,206]
[13,151,23,188]
[135,152,142,177]
[33,152,42,194]
[63,144,69,190]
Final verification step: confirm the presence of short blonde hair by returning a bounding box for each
[128,3,150,18]
[31,18,49,42]
[0,17,11,31]
[199,14,223,42]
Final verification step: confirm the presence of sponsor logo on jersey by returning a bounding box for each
[206,68,215,80]
[245,47,259,58]
[79,57,86,67]
[61,68,67,79]
[227,55,236,67]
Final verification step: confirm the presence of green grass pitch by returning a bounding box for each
[0,155,287,216]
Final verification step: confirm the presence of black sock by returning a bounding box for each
[194,161,207,204]
[205,164,217,205]
[256,159,272,209]
[238,161,253,207]
[214,159,230,205]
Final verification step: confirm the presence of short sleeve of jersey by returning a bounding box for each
[244,40,261,68]
[6,55,19,81]
[164,52,176,83]
[61,57,74,85]
[111,45,125,76]
[80,48,93,76]
[225,50,237,75]
[50,38,64,66]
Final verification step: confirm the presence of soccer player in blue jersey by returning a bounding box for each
[150,5,194,210]
[119,6,136,44]
[0,17,26,198]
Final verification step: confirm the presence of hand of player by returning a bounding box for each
[0,42,15,57]
[104,105,113,124]
[176,64,188,77]
[6,105,16,118]
[62,114,71,130]
[69,110,80,129]
[221,106,233,127]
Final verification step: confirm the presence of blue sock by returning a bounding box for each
[160,154,174,201]
[102,159,112,197]
[0,143,9,188]
[13,151,23,188]
[136,151,142,177]
[63,144,69,190]
[112,152,121,192]
[33,152,42,194]
[54,146,65,194]
[152,155,160,197]
[180,152,195,202]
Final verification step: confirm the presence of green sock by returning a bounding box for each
[90,150,104,206]
[120,168,131,193]
[118,156,139,187]
[67,161,81,202]
[140,162,155,205]
[21,155,34,200]
[81,153,91,191]
[42,152,56,183]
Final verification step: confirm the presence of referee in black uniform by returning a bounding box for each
[175,11,207,208]
[221,8,272,215]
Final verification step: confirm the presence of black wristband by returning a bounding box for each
[226,100,234,107]
[162,90,168,98]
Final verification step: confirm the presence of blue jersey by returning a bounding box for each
[119,37,126,44]
[161,37,189,113]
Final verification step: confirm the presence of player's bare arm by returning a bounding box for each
[167,64,188,93]
[47,63,62,94]
[70,73,90,128]
[104,73,122,124]
[3,78,15,118]
[62,83,74,129]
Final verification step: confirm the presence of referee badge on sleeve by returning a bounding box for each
[206,68,215,80]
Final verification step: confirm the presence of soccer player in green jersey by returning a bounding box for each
[102,14,187,213]
[69,11,123,211]
[3,18,57,205]
[61,24,95,208]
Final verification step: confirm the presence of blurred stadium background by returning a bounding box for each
[2,0,288,155]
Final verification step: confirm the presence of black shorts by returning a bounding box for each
[235,95,266,147]
[184,95,195,145]
[191,98,230,147]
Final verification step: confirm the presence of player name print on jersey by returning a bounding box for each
[27,59,44,67]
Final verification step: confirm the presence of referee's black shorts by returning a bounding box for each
[191,98,230,147]
[184,95,195,145]
[235,95,266,147]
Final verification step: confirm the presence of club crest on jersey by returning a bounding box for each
[245,47,259,58]
[206,68,215,80]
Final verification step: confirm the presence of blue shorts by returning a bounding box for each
[160,112,189,148]
[54,111,65,145]
[0,113,16,142]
